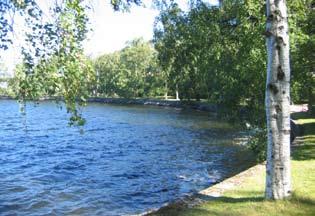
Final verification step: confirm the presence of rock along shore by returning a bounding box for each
[87,97,219,113]
[0,96,219,113]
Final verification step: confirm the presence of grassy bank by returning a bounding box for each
[152,112,315,216]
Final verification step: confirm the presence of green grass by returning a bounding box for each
[153,112,315,216]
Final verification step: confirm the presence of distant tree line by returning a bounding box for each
[93,38,164,98]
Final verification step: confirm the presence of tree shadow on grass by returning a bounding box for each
[291,111,315,161]
[292,140,315,160]
[152,194,315,216]
[291,111,314,120]
[201,195,264,203]
[152,197,264,216]
[150,187,315,216]
[151,195,264,216]
[300,122,315,136]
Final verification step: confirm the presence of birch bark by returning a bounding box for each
[164,81,168,100]
[176,83,179,100]
[265,0,292,199]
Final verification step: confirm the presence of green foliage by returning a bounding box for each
[93,38,164,98]
[5,0,94,125]
[13,52,95,125]
[154,1,266,113]
[154,0,313,123]
[110,0,142,11]
[290,1,315,105]
[248,127,267,163]
[94,52,121,97]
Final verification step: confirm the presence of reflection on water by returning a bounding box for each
[0,100,253,215]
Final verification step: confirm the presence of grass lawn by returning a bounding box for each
[152,112,315,216]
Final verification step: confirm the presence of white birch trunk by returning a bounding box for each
[176,83,179,100]
[265,0,292,200]
[164,81,168,100]
[96,69,99,96]
[218,0,223,7]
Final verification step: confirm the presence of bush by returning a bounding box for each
[248,127,267,163]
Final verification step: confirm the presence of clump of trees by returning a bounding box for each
[93,38,164,98]
[154,0,314,122]
[291,1,315,113]
[154,1,267,119]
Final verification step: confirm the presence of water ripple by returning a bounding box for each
[0,100,253,215]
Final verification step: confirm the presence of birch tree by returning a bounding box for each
[265,0,291,199]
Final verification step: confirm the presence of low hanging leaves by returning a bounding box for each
[15,0,94,126]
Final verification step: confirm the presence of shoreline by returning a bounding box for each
[141,164,264,216]
[2,96,309,215]
[87,97,219,113]
[144,108,308,216]
[0,96,220,113]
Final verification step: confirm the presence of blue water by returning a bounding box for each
[0,100,253,215]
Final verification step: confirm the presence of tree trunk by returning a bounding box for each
[265,0,292,200]
[308,87,315,114]
[96,69,99,96]
[176,83,179,100]
[164,81,168,100]
[218,0,223,7]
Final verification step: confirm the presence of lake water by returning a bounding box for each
[0,100,253,215]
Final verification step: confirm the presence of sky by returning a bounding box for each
[84,0,159,57]
[0,0,219,75]
[84,0,218,56]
